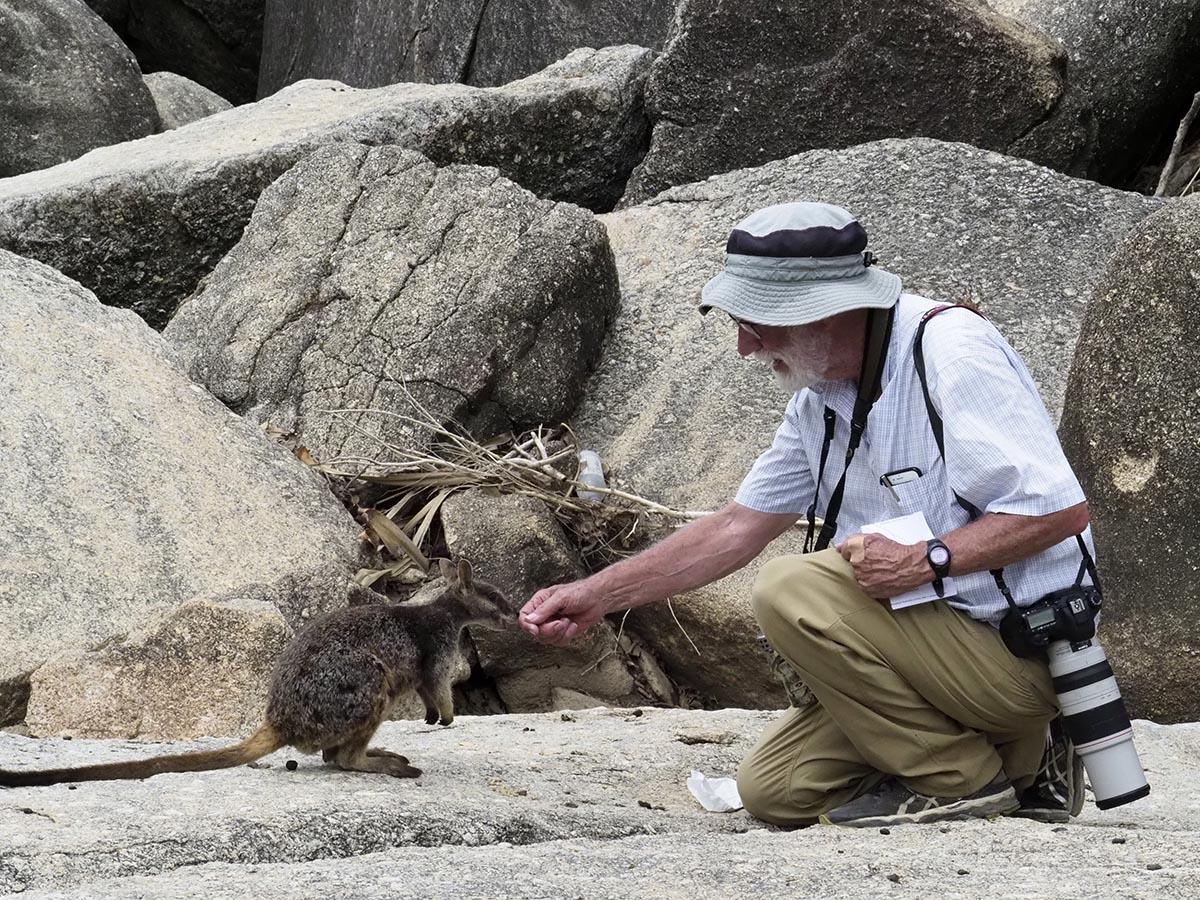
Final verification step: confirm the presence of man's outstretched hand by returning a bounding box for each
[519,581,607,646]
[836,533,929,600]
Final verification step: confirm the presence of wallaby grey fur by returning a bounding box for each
[0,558,514,786]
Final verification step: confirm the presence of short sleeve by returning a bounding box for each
[927,330,1085,517]
[735,393,817,514]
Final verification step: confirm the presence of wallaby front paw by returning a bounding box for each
[425,708,439,725]
[438,715,453,726]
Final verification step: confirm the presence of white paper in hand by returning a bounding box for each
[686,770,743,812]
[860,511,955,610]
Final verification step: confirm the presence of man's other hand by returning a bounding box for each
[519,581,607,646]
[836,533,928,600]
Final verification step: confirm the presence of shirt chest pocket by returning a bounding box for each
[879,461,944,518]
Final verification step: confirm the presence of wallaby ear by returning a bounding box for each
[438,558,456,583]
[457,558,474,591]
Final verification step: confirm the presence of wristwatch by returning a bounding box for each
[926,538,952,598]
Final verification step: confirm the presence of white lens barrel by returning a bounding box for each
[1048,639,1149,811]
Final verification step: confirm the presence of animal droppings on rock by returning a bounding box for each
[879,827,890,835]
[285,759,298,771]
[887,874,901,883]
[1112,837,1127,844]
[1053,826,1068,833]
[957,870,969,876]
[1146,864,1163,871]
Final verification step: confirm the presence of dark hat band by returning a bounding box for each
[726,221,869,259]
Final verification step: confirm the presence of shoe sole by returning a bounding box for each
[818,790,1020,828]
[1008,807,1070,825]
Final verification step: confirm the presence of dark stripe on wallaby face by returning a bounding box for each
[726,222,868,258]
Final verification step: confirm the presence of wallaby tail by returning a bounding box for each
[0,723,286,788]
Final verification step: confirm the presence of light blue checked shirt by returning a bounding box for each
[736,293,1095,626]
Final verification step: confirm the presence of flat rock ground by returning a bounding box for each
[0,709,1196,898]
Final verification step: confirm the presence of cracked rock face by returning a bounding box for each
[621,0,1076,206]
[0,0,159,177]
[258,0,675,95]
[1059,194,1200,724]
[0,249,362,727]
[988,0,1200,184]
[164,145,619,464]
[0,46,651,329]
[142,71,232,130]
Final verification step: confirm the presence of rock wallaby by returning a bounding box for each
[0,559,513,787]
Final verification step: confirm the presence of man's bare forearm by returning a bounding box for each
[588,503,794,614]
[943,501,1090,577]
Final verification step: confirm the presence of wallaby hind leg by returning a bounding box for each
[331,732,421,778]
[366,748,409,764]
[330,685,419,778]
[323,745,408,764]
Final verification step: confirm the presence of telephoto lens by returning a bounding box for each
[1048,638,1150,809]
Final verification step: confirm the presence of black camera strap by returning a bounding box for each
[1074,534,1101,594]
[805,304,895,552]
[914,304,1099,610]
[804,408,837,552]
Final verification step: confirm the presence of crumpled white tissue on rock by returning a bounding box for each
[687,769,743,812]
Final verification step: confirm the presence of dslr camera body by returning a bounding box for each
[999,583,1102,658]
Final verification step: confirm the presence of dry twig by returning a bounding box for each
[1156,90,1200,197]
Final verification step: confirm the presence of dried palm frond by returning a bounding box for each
[304,394,712,587]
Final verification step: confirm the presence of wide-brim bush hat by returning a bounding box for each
[699,202,901,326]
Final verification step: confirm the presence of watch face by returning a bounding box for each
[930,546,951,567]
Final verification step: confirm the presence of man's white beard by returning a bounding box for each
[752,349,826,394]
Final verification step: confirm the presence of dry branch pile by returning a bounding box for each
[291,398,711,590]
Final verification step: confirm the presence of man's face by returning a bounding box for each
[735,318,837,393]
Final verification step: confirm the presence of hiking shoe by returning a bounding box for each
[1011,716,1085,824]
[756,633,815,708]
[818,772,1019,827]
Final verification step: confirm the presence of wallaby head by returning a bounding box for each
[437,558,515,630]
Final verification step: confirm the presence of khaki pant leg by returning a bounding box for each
[751,549,1057,798]
[737,701,887,826]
